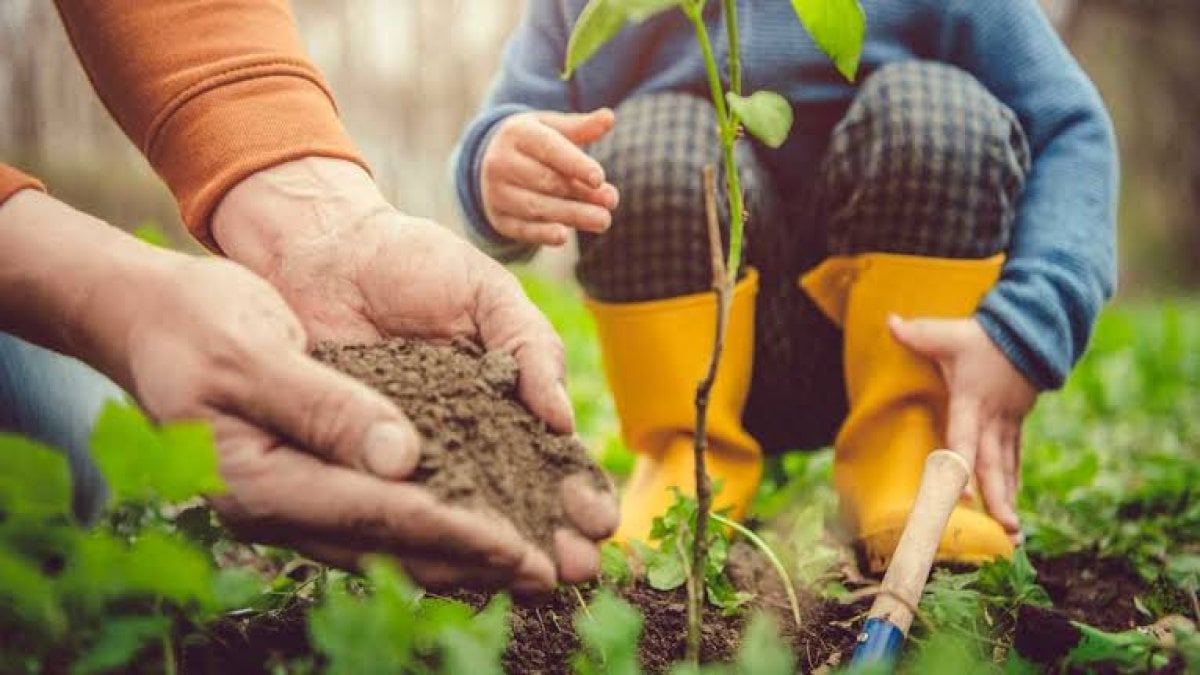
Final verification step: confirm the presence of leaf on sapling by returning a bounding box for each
[91,402,225,506]
[789,0,866,81]
[726,91,794,149]
[70,616,170,675]
[735,613,795,675]
[563,0,625,79]
[572,589,644,675]
[563,0,681,79]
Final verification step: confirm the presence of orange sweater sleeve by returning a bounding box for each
[0,164,46,207]
[52,1,367,250]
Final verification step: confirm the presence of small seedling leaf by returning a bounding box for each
[735,613,795,675]
[789,0,866,81]
[573,589,643,675]
[726,91,793,149]
[601,541,634,587]
[70,616,171,675]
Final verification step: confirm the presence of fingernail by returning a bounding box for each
[361,421,421,479]
[887,314,903,330]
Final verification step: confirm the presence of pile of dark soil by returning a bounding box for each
[312,337,608,552]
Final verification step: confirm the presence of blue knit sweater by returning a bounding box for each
[452,0,1118,391]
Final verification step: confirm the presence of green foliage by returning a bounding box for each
[572,589,644,675]
[92,403,225,504]
[0,401,252,674]
[310,557,510,675]
[726,91,793,148]
[1065,622,1171,671]
[562,0,679,79]
[733,613,795,675]
[788,0,866,81]
[974,549,1053,612]
[601,541,635,587]
[632,490,753,613]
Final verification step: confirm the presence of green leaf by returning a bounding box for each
[91,402,225,505]
[726,91,794,149]
[0,547,63,634]
[645,547,686,591]
[563,0,680,79]
[71,616,170,675]
[309,560,418,675]
[601,541,634,587]
[212,568,263,610]
[789,0,866,81]
[735,614,795,675]
[0,434,72,517]
[1067,622,1171,670]
[619,0,679,21]
[572,589,643,675]
[563,0,628,80]
[437,594,510,675]
[60,531,216,611]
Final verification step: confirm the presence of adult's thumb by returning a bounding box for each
[538,108,615,146]
[241,352,422,480]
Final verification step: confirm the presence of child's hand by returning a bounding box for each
[479,109,620,246]
[888,315,1037,544]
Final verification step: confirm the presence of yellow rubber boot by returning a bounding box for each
[801,254,1014,573]
[587,271,763,544]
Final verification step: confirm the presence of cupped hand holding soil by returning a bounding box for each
[313,337,617,591]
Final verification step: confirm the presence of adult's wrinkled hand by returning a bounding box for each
[889,315,1036,544]
[211,157,618,584]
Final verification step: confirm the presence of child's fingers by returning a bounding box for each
[570,178,620,210]
[491,184,612,233]
[491,216,571,247]
[506,154,619,209]
[513,119,606,188]
[977,423,1020,534]
[537,108,616,147]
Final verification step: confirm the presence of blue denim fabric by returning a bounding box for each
[0,332,123,524]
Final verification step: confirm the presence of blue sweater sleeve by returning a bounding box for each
[451,0,577,263]
[940,0,1118,390]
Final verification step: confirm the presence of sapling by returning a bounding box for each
[564,0,864,663]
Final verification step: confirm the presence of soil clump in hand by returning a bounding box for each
[312,337,607,554]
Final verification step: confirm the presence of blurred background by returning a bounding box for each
[0,0,1196,290]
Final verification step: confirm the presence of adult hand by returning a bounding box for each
[888,315,1036,544]
[479,109,619,246]
[0,189,563,592]
[211,157,619,582]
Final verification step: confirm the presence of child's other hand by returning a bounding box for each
[479,109,620,246]
[888,315,1037,545]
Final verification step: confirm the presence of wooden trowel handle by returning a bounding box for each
[865,449,972,634]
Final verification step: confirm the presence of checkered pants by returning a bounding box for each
[576,62,1031,453]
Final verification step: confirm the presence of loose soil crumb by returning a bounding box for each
[312,337,607,553]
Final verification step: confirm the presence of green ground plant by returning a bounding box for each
[0,402,257,675]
